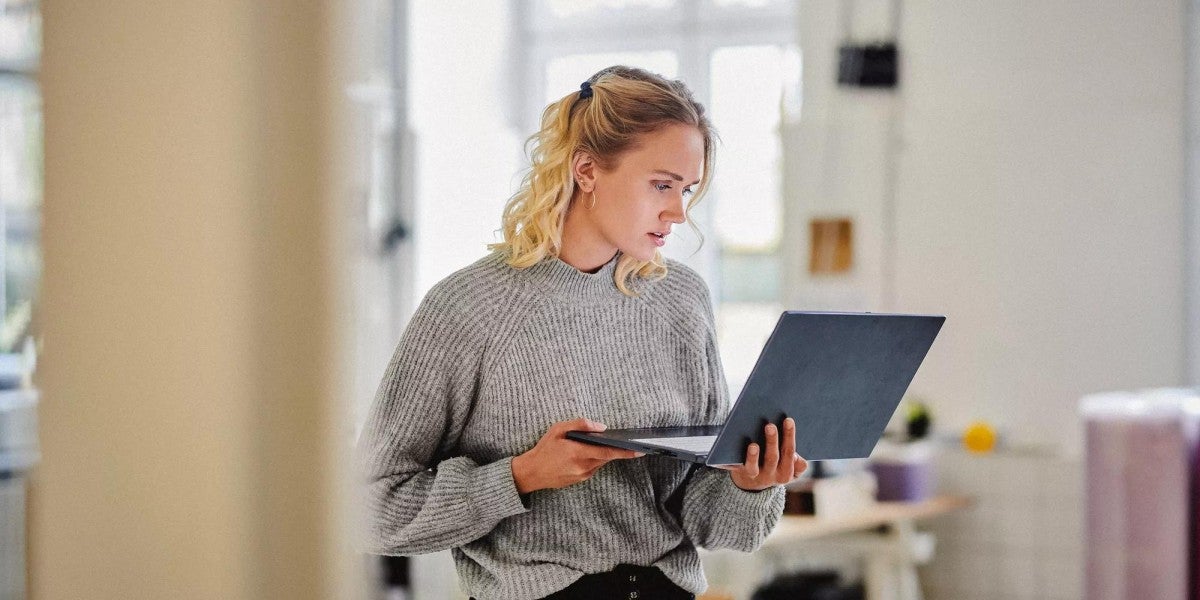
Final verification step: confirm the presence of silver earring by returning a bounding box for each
[589,192,596,210]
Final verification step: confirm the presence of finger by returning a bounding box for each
[793,454,808,478]
[553,417,607,437]
[780,418,796,465]
[777,452,793,483]
[742,443,760,478]
[778,418,796,479]
[585,455,629,477]
[762,423,780,476]
[585,446,644,461]
[573,439,641,459]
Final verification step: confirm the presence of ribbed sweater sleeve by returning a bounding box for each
[352,281,529,556]
[674,266,785,552]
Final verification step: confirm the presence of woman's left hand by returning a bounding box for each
[718,417,808,492]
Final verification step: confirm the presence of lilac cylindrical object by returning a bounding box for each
[870,461,934,502]
[869,440,935,502]
[1081,389,1200,600]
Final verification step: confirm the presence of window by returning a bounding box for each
[516,0,800,395]
[0,1,40,359]
[544,51,678,105]
[0,3,39,598]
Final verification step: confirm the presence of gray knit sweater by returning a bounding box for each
[353,250,785,600]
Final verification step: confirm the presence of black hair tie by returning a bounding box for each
[579,81,593,99]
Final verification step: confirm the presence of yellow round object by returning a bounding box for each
[962,421,997,453]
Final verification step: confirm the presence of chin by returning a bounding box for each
[620,245,657,263]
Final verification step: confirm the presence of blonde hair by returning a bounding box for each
[487,65,717,296]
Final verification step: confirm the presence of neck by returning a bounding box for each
[559,198,618,273]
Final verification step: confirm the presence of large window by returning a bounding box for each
[0,3,39,598]
[0,1,39,359]
[517,0,800,395]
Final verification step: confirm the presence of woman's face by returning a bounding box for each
[577,123,705,263]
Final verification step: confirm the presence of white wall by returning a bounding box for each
[793,0,1187,450]
[793,1,1187,598]
[897,0,1185,449]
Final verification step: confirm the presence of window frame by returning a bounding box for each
[510,0,797,303]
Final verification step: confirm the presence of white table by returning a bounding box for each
[702,495,972,600]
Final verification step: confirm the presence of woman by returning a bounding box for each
[355,65,807,600]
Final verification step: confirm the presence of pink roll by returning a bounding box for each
[1081,390,1200,600]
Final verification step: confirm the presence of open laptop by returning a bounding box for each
[566,311,945,465]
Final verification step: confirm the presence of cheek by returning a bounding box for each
[598,182,664,237]
[603,187,648,222]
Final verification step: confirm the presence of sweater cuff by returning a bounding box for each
[469,456,531,522]
[718,473,786,517]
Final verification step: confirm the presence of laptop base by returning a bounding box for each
[566,425,724,464]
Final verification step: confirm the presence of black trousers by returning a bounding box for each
[472,564,694,600]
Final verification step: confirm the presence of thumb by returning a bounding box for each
[579,417,608,432]
[560,417,607,434]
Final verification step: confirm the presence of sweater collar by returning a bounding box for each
[523,250,623,303]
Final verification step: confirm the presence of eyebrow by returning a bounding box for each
[652,169,701,186]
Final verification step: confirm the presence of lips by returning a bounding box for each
[648,232,668,247]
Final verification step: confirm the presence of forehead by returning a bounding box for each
[616,123,705,179]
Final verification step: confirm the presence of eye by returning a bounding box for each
[682,187,695,198]
[654,183,672,192]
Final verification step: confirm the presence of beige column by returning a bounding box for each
[32,2,361,598]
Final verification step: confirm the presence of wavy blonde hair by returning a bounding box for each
[487,65,717,296]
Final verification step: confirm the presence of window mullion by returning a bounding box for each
[515,0,797,296]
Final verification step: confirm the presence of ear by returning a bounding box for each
[572,151,597,193]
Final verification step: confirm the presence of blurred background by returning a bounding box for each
[1,0,1197,599]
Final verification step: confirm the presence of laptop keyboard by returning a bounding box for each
[630,435,718,453]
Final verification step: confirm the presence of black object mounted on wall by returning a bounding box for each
[837,42,899,88]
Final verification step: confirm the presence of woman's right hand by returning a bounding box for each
[511,418,644,494]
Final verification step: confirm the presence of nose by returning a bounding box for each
[661,196,686,225]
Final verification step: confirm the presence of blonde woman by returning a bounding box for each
[355,66,807,600]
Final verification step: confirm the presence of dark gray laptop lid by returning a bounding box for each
[707,311,945,464]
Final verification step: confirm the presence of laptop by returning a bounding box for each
[566,311,945,465]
